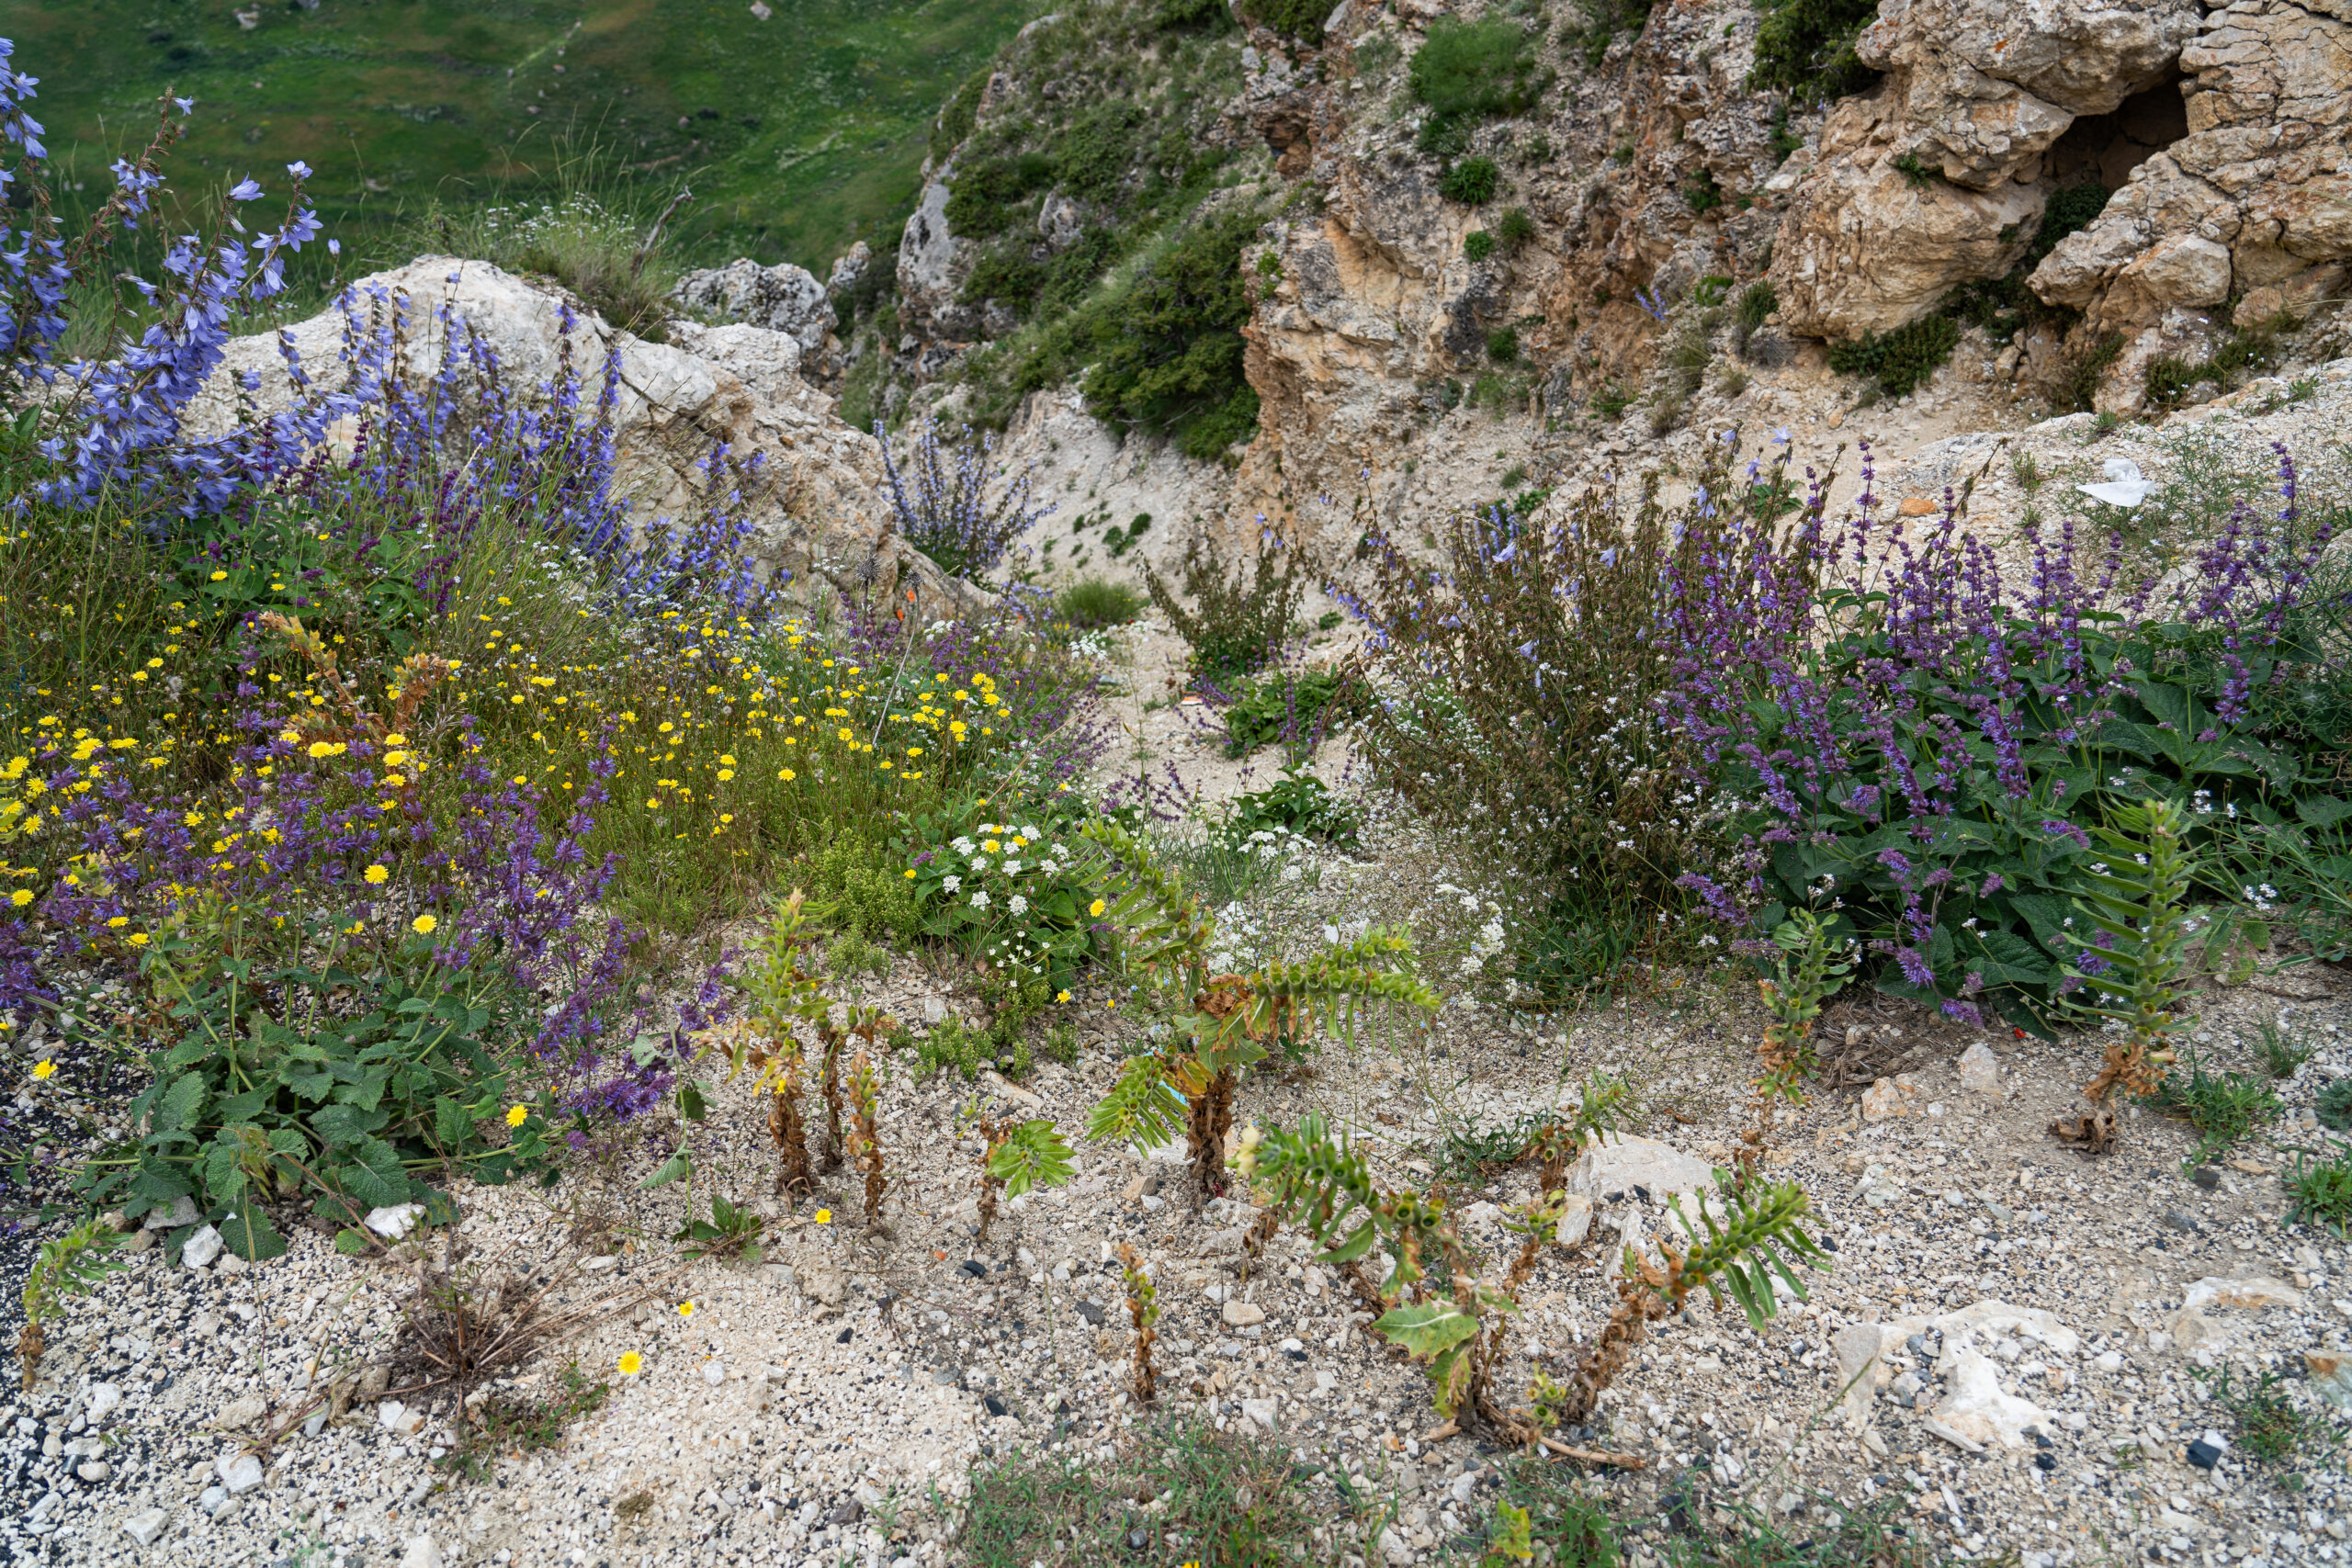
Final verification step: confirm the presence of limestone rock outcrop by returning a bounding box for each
[1771,0,2202,338]
[2031,0,2352,337]
[184,259,984,614]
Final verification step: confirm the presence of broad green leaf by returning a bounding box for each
[639,1153,693,1191]
[1372,1300,1480,1360]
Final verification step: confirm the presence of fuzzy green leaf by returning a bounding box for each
[1372,1299,1481,1360]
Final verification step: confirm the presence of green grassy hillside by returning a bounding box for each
[1,0,1037,273]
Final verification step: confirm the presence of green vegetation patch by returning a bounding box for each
[1748,0,1882,98]
[15,0,1043,277]
[1411,17,1553,152]
[1826,314,1960,398]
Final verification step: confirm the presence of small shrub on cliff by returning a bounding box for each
[1440,157,1503,206]
[1748,0,1881,98]
[1495,206,1537,250]
[1464,230,1498,263]
[1080,206,1265,461]
[1238,0,1329,45]
[2032,181,2113,263]
[1413,17,1551,151]
[1825,313,1959,398]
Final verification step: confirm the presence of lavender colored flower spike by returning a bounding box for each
[876,416,1054,581]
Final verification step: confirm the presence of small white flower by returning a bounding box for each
[1003,859,1022,874]
[970,890,990,908]
[970,857,989,872]
[1009,894,1029,916]
[942,875,962,895]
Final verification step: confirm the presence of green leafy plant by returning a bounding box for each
[85,920,555,1263]
[903,809,1109,987]
[1495,207,1537,250]
[1826,314,1960,398]
[1412,18,1550,152]
[672,1194,768,1265]
[1080,820,1441,1197]
[1145,534,1314,680]
[18,1216,127,1386]
[1214,666,1364,761]
[2318,1078,2352,1133]
[983,1114,1077,1213]
[1464,230,1500,263]
[1565,0,1656,70]
[1225,770,1363,849]
[2064,799,2199,1105]
[2286,1140,2352,1235]
[1683,170,1724,212]
[1480,1498,1537,1567]
[1487,326,1521,362]
[2141,1054,2280,1168]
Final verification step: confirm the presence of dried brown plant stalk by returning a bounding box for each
[848,1049,887,1227]
[1116,1242,1159,1404]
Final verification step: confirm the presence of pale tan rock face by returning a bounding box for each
[184,258,988,615]
[2031,0,2352,355]
[1770,0,2205,339]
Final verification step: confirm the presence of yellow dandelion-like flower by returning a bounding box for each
[8,889,28,908]
[1089,899,1106,918]
[677,1300,697,1319]
[1057,990,1071,1003]
[778,768,796,782]
[505,1104,529,1127]
[364,863,390,884]
[617,1351,644,1376]
[127,932,148,947]
[412,913,438,935]
[903,868,917,879]
[33,1060,56,1080]
[813,1209,831,1224]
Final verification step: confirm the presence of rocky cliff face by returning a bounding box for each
[644,0,2352,590]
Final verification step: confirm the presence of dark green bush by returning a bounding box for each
[1748,0,1880,98]
[1156,0,1238,31]
[961,242,1049,311]
[1239,0,1329,45]
[1439,156,1502,206]
[1056,101,1148,202]
[932,69,990,163]
[1683,169,1724,212]
[2031,182,2111,263]
[1825,313,1960,398]
[1487,325,1521,362]
[944,151,1057,239]
[1412,17,1549,149]
[2059,331,2125,412]
[1495,206,1537,249]
[1892,152,1939,189]
[1736,280,1777,336]
[1464,230,1499,263]
[1080,206,1263,460]
[1564,0,1656,70]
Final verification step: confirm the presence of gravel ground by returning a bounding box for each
[6,382,2352,1568]
[4,807,2348,1568]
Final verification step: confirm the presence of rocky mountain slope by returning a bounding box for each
[656,0,2352,587]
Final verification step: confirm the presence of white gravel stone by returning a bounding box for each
[179,1224,222,1269]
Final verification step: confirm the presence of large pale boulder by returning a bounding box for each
[181,258,984,614]
[672,258,833,359]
